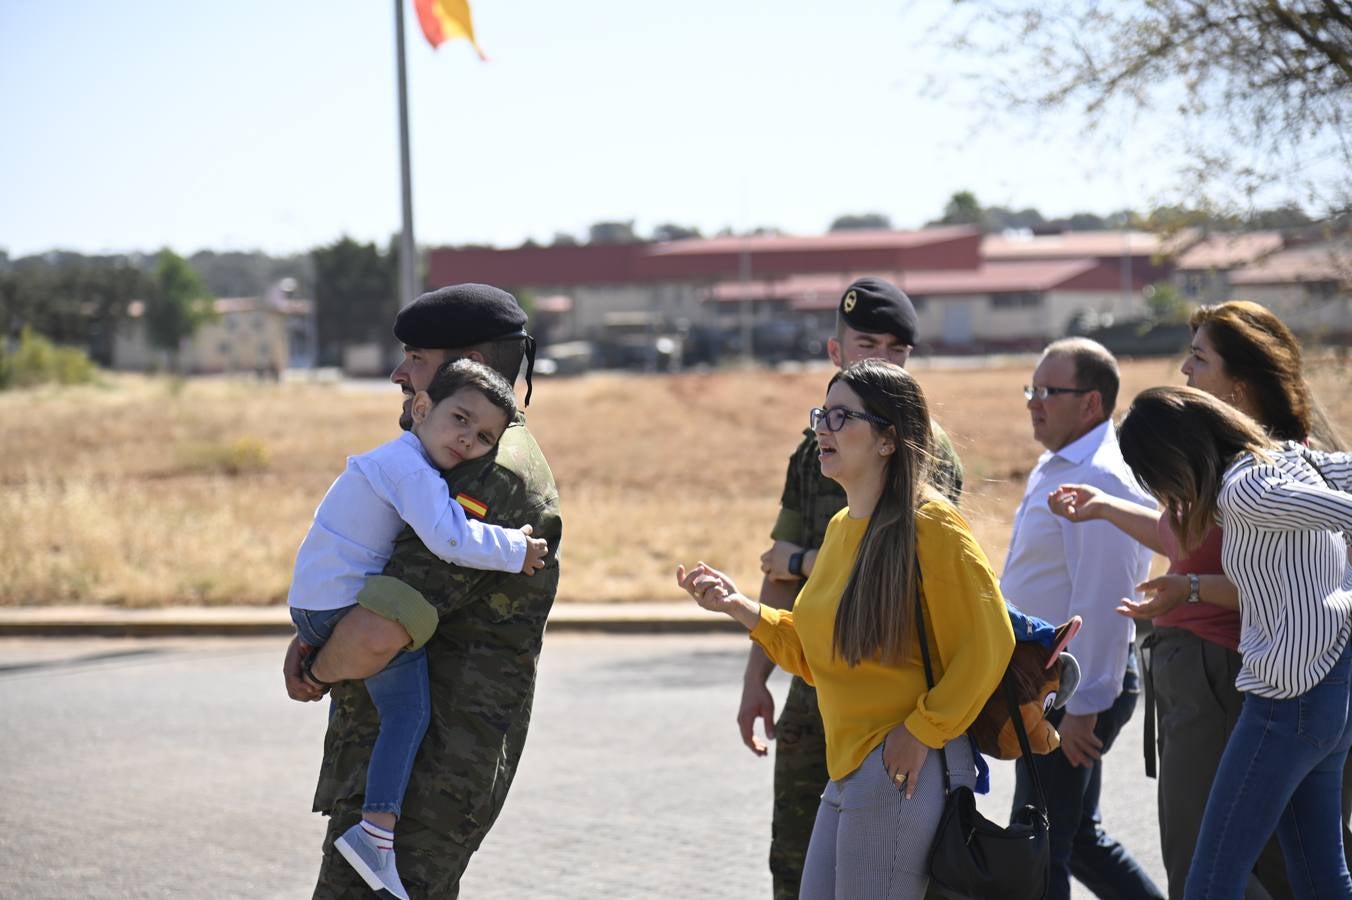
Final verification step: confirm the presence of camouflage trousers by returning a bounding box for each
[311,801,474,900]
[772,676,830,900]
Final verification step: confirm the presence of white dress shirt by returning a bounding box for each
[1001,420,1155,715]
[287,431,528,612]
[1220,443,1352,699]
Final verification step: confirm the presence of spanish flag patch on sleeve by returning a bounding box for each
[455,492,489,520]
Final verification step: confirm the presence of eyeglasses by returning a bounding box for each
[809,405,891,432]
[1023,385,1092,401]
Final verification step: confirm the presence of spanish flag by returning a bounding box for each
[414,0,487,59]
[455,492,489,520]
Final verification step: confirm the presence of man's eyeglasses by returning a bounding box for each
[1023,385,1092,401]
[809,406,891,432]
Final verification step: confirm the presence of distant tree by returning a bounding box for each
[0,256,151,364]
[930,191,985,227]
[145,249,215,370]
[829,212,893,231]
[588,221,639,244]
[311,237,396,366]
[1247,204,1316,230]
[928,0,1352,219]
[189,250,315,298]
[985,205,1046,231]
[651,223,703,242]
[1060,212,1113,231]
[550,232,578,246]
[1144,282,1192,324]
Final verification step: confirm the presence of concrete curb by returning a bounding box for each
[0,602,744,638]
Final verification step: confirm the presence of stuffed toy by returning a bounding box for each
[968,610,1082,760]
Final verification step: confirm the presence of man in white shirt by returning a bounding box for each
[1002,338,1165,900]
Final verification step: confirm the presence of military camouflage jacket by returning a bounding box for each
[770,420,964,551]
[312,415,562,853]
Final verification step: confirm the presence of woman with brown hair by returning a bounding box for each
[1115,386,1352,899]
[676,359,1015,899]
[1048,300,1345,899]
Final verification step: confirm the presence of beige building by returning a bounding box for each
[1173,232,1285,306]
[1228,242,1352,339]
[114,291,315,374]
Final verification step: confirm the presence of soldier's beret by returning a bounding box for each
[394,283,528,350]
[838,277,919,346]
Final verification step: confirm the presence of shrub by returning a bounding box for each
[0,328,98,389]
[177,436,271,476]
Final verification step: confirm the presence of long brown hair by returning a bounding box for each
[829,360,936,667]
[1118,386,1273,553]
[1191,300,1344,449]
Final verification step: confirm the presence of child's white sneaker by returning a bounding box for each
[334,820,410,900]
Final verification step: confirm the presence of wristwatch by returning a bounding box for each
[788,551,805,578]
[1186,573,1201,604]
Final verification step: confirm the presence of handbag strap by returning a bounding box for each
[911,568,1048,814]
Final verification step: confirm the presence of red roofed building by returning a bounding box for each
[1173,231,1286,305]
[425,227,1173,356]
[1227,242,1352,338]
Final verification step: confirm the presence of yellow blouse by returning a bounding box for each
[751,498,1014,781]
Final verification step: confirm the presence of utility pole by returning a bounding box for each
[394,0,418,310]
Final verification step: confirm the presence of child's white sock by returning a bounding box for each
[359,819,396,851]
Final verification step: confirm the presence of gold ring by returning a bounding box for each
[893,772,907,785]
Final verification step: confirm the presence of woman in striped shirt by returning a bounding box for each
[1048,299,1345,899]
[1118,386,1352,900]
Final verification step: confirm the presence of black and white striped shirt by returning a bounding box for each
[1220,443,1352,699]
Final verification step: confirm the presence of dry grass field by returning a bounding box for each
[2,356,1348,607]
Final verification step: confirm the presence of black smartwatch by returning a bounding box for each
[788,551,805,578]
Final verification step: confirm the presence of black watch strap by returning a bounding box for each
[788,551,805,578]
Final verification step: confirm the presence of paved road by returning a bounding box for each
[1,634,1165,899]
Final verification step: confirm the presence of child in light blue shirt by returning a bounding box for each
[288,358,547,900]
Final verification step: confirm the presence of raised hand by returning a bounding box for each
[1115,575,1187,620]
[1047,483,1106,522]
[676,561,739,612]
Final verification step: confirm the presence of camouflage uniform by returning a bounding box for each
[310,416,561,900]
[767,422,963,900]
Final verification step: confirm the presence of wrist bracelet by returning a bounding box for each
[788,551,805,577]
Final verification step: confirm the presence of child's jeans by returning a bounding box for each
[292,605,431,818]
[1184,635,1352,899]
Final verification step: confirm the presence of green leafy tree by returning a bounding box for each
[311,237,396,366]
[829,212,893,231]
[928,191,985,227]
[145,249,215,371]
[650,223,703,241]
[0,256,151,364]
[588,221,639,244]
[1144,282,1192,324]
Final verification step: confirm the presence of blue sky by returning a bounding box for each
[0,0,1272,257]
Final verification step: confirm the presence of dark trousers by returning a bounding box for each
[1014,648,1166,900]
[1147,627,1290,900]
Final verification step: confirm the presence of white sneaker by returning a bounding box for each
[334,821,411,900]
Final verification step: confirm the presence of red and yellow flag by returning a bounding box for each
[414,0,487,59]
[455,492,489,520]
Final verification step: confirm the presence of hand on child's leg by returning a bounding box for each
[310,607,411,683]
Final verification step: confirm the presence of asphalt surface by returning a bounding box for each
[1,634,1166,899]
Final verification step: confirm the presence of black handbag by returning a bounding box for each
[914,590,1050,900]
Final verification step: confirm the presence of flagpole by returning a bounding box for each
[394,0,418,309]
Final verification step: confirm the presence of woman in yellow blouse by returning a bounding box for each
[678,359,1014,899]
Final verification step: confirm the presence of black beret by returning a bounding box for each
[838,277,918,345]
[394,283,528,349]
